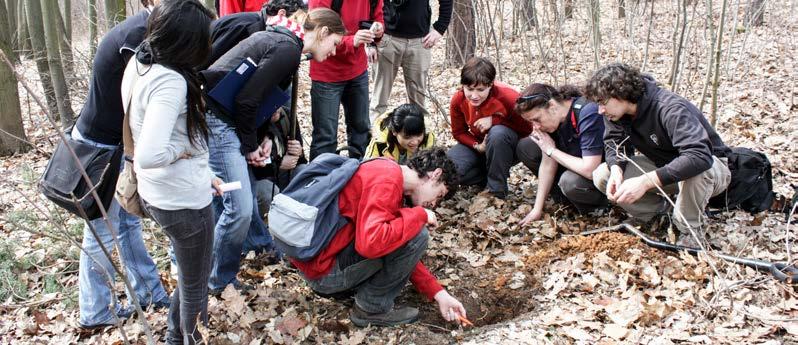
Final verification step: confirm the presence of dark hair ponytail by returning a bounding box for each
[515,83,582,114]
[380,103,426,153]
[138,0,214,149]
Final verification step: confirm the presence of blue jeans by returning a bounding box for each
[310,71,371,160]
[206,113,275,290]
[305,228,429,313]
[74,128,168,326]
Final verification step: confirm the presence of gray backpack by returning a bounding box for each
[268,153,371,261]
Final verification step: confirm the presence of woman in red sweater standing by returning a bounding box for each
[447,57,531,199]
[308,0,384,160]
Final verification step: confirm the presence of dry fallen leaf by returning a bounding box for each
[340,330,367,345]
[221,285,248,316]
[563,326,595,341]
[604,297,644,327]
[602,323,629,340]
[277,316,307,337]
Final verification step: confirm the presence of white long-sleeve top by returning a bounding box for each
[121,60,213,210]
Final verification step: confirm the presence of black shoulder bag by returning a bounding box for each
[39,129,123,220]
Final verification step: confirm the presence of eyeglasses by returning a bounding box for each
[516,93,549,104]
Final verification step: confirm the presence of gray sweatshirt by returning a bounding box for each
[603,77,730,186]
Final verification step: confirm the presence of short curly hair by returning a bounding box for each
[262,0,305,17]
[584,63,646,104]
[407,148,459,199]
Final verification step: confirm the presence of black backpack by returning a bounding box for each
[709,147,774,213]
[331,0,379,18]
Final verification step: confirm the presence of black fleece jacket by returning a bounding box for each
[384,0,452,38]
[201,28,302,154]
[603,77,730,186]
[201,12,265,71]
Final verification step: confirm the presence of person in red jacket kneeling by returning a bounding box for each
[447,57,532,199]
[292,148,468,327]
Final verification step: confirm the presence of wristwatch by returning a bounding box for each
[545,147,555,157]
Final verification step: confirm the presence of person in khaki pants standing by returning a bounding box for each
[370,0,452,119]
[584,63,732,248]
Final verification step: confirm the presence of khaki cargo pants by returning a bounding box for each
[592,155,731,231]
[370,34,431,120]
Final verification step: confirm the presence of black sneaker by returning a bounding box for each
[77,305,134,331]
[489,190,507,200]
[209,280,254,297]
[349,304,419,327]
[145,298,170,311]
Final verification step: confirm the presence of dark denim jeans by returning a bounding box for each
[144,203,214,345]
[310,71,371,160]
[446,125,520,194]
[516,136,608,213]
[305,228,429,314]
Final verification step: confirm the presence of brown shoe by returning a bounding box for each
[349,304,419,327]
[676,231,704,249]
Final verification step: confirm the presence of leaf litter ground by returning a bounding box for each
[2,0,798,342]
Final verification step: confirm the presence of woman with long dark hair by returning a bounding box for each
[365,103,435,163]
[514,83,608,225]
[121,1,220,343]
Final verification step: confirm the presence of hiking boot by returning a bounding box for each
[209,280,254,297]
[489,190,507,200]
[676,230,704,249]
[349,304,419,327]
[624,213,671,236]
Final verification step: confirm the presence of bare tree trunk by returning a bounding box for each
[61,0,71,39]
[668,0,687,89]
[642,0,654,70]
[0,1,30,155]
[25,0,59,121]
[481,0,502,80]
[564,0,574,18]
[522,0,537,27]
[104,0,125,29]
[744,0,764,26]
[5,0,17,54]
[55,0,74,81]
[722,0,740,77]
[619,0,626,18]
[446,0,476,67]
[699,0,715,112]
[16,0,30,58]
[709,0,728,126]
[42,0,74,127]
[88,0,97,61]
[587,0,601,69]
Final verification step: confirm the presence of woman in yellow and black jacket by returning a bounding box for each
[365,103,435,163]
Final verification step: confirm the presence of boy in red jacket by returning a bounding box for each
[292,148,468,327]
[447,57,532,199]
